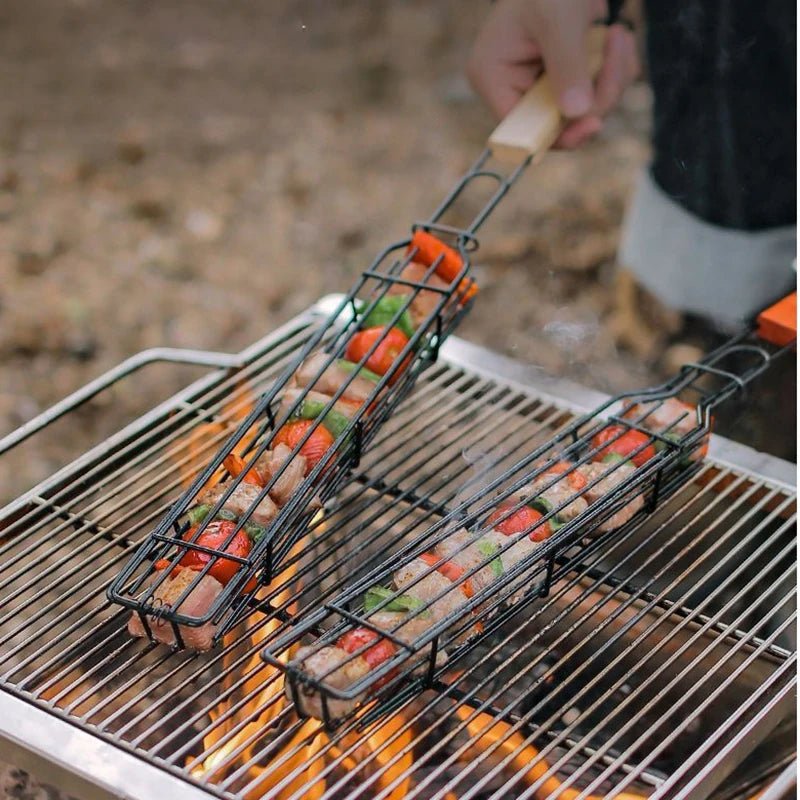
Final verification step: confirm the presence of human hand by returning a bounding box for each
[467,0,639,148]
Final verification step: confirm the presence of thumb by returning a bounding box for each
[536,11,594,119]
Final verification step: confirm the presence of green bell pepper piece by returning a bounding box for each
[528,496,564,531]
[601,452,636,468]
[654,432,682,453]
[361,295,416,339]
[295,398,352,439]
[187,504,211,525]
[363,585,427,614]
[476,539,504,579]
[245,522,267,543]
[337,359,382,383]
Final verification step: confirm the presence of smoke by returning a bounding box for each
[452,444,507,510]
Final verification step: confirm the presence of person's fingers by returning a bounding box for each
[468,0,545,119]
[593,24,639,116]
[533,3,594,118]
[468,57,541,120]
[554,115,603,149]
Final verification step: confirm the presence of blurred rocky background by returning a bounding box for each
[0,0,664,511]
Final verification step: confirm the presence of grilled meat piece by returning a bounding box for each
[576,461,644,533]
[254,443,310,507]
[387,262,451,329]
[481,529,541,574]
[394,557,470,622]
[289,645,371,720]
[632,397,698,438]
[293,352,378,404]
[507,469,588,523]
[199,483,278,527]
[629,398,708,461]
[289,610,447,721]
[127,568,222,651]
[434,528,498,594]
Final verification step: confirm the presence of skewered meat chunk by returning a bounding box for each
[198,482,278,527]
[128,569,222,651]
[629,398,708,461]
[631,397,698,438]
[368,611,443,656]
[254,443,309,507]
[289,645,372,720]
[293,352,378,404]
[394,557,470,623]
[576,461,644,533]
[387,262,451,328]
[289,610,447,721]
[482,529,541,573]
[507,465,588,523]
[434,528,498,594]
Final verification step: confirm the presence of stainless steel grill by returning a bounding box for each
[0,297,795,800]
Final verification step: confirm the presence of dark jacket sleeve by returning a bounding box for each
[644,0,796,231]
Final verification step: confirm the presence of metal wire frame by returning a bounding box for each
[263,332,794,729]
[0,313,580,711]
[104,149,532,640]
[240,465,795,800]
[0,333,665,793]
[0,309,793,800]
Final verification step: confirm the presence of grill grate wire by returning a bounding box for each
[0,308,794,800]
[262,331,792,730]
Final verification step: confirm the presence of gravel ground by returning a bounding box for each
[0,0,661,510]
[0,2,793,797]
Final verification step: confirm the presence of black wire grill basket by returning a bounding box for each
[107,149,531,645]
[263,330,794,729]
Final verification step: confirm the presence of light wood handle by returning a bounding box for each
[488,26,607,164]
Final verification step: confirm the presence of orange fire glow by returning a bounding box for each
[174,386,442,799]
[179,499,425,799]
[454,707,646,800]
[175,381,260,491]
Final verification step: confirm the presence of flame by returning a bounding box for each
[454,707,646,800]
[188,509,428,800]
[177,381,260,491]
[175,388,448,798]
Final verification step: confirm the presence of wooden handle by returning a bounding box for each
[488,27,607,164]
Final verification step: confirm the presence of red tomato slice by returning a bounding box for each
[337,628,398,687]
[178,520,252,585]
[591,425,656,467]
[273,419,335,474]
[345,326,411,384]
[419,552,473,597]
[488,505,552,542]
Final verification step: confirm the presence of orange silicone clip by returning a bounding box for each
[757,292,797,347]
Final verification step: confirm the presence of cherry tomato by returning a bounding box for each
[177,520,252,585]
[542,460,587,491]
[591,425,656,467]
[337,628,398,688]
[488,505,552,542]
[419,552,473,597]
[273,419,335,474]
[345,326,411,383]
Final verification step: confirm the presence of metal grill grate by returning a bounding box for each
[0,300,795,800]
